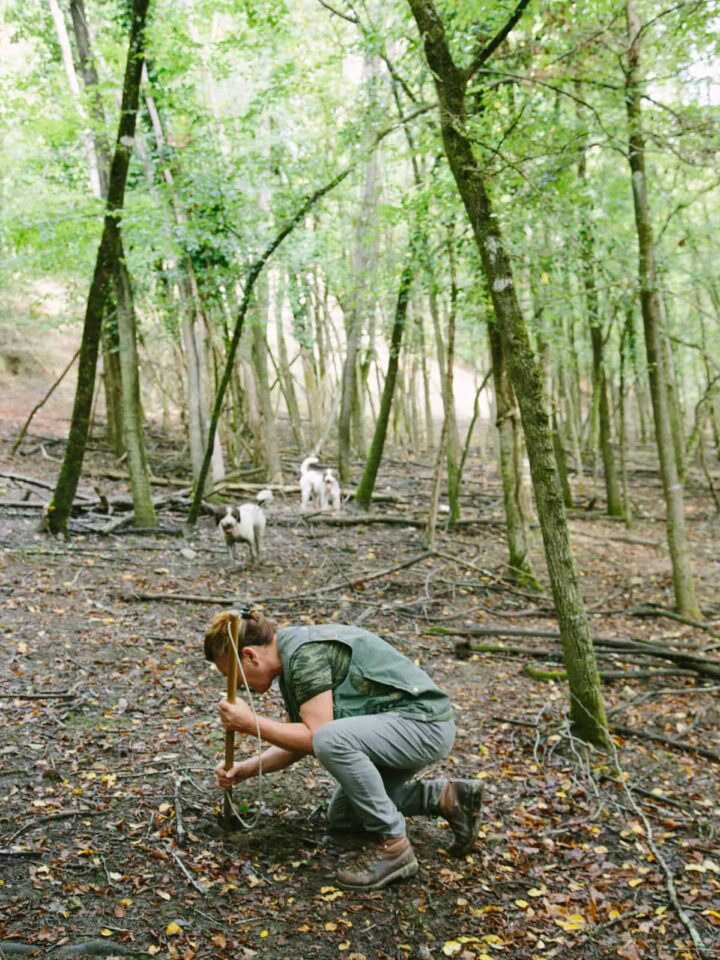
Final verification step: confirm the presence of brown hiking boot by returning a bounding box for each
[336,836,419,890]
[439,779,483,856]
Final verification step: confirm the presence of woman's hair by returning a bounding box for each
[203,608,277,663]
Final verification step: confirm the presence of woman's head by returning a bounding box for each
[204,608,280,694]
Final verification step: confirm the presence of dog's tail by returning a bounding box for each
[300,456,319,475]
[256,488,273,507]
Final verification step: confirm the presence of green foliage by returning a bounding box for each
[1,0,719,413]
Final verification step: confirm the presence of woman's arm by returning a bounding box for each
[216,744,302,788]
[218,690,333,755]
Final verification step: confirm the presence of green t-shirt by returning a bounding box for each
[282,640,453,724]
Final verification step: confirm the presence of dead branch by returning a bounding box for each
[433,623,720,672]
[610,723,720,764]
[630,603,720,640]
[127,550,435,606]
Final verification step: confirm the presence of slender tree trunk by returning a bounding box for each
[426,413,449,550]
[251,274,283,483]
[408,0,608,745]
[660,322,685,481]
[429,286,461,514]
[624,0,700,618]
[112,239,156,525]
[48,0,151,536]
[100,305,125,456]
[488,324,538,588]
[66,0,154,519]
[619,317,633,526]
[356,241,416,507]
[68,0,111,192]
[48,0,102,196]
[417,310,434,449]
[143,80,224,489]
[338,149,379,481]
[274,273,304,451]
[445,227,461,527]
[576,113,622,514]
[54,0,127,456]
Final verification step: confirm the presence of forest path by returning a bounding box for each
[1,432,719,959]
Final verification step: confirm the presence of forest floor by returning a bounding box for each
[1,420,719,960]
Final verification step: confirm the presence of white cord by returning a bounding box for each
[223,623,264,830]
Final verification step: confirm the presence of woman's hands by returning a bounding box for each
[218,697,255,734]
[215,758,256,789]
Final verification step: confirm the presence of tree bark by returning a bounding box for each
[338,149,379,482]
[111,240,156,525]
[251,274,283,483]
[488,324,538,588]
[143,79,224,491]
[407,0,608,745]
[53,0,127,457]
[48,0,151,536]
[355,239,416,507]
[274,273,304,451]
[624,0,700,618]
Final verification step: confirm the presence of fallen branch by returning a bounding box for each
[271,514,504,528]
[432,623,720,679]
[609,722,720,763]
[432,550,545,599]
[630,603,720,640]
[127,550,435,606]
[174,777,186,848]
[0,692,76,700]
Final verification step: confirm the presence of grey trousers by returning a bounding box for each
[312,714,456,838]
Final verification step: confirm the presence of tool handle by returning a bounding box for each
[224,611,240,773]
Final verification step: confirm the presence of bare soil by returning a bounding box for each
[1,421,719,960]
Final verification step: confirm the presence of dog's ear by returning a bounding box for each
[211,504,232,526]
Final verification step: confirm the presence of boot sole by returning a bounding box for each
[337,856,419,891]
[449,784,483,857]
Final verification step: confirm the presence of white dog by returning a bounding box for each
[321,468,341,512]
[299,456,324,511]
[217,489,273,564]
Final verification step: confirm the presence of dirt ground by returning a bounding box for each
[1,411,719,960]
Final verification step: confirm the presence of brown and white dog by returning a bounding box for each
[299,456,324,511]
[217,489,273,564]
[321,468,341,512]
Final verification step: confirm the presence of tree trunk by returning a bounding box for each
[274,272,304,451]
[68,0,111,194]
[619,316,633,526]
[111,239,156,525]
[65,0,154,522]
[143,79,225,490]
[55,0,128,457]
[429,286,461,518]
[488,324,538,588]
[417,309,434,449]
[48,0,102,196]
[355,242,416,507]
[408,0,608,745]
[100,303,125,456]
[251,274,283,483]
[624,0,700,618]
[575,115,623,515]
[445,227,461,527]
[338,148,379,481]
[48,0,151,536]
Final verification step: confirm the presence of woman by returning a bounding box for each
[205,608,482,891]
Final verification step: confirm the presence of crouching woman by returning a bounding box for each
[204,608,482,891]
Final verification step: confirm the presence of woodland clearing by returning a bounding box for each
[1,418,719,960]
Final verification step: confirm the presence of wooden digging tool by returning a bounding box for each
[221,610,241,828]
